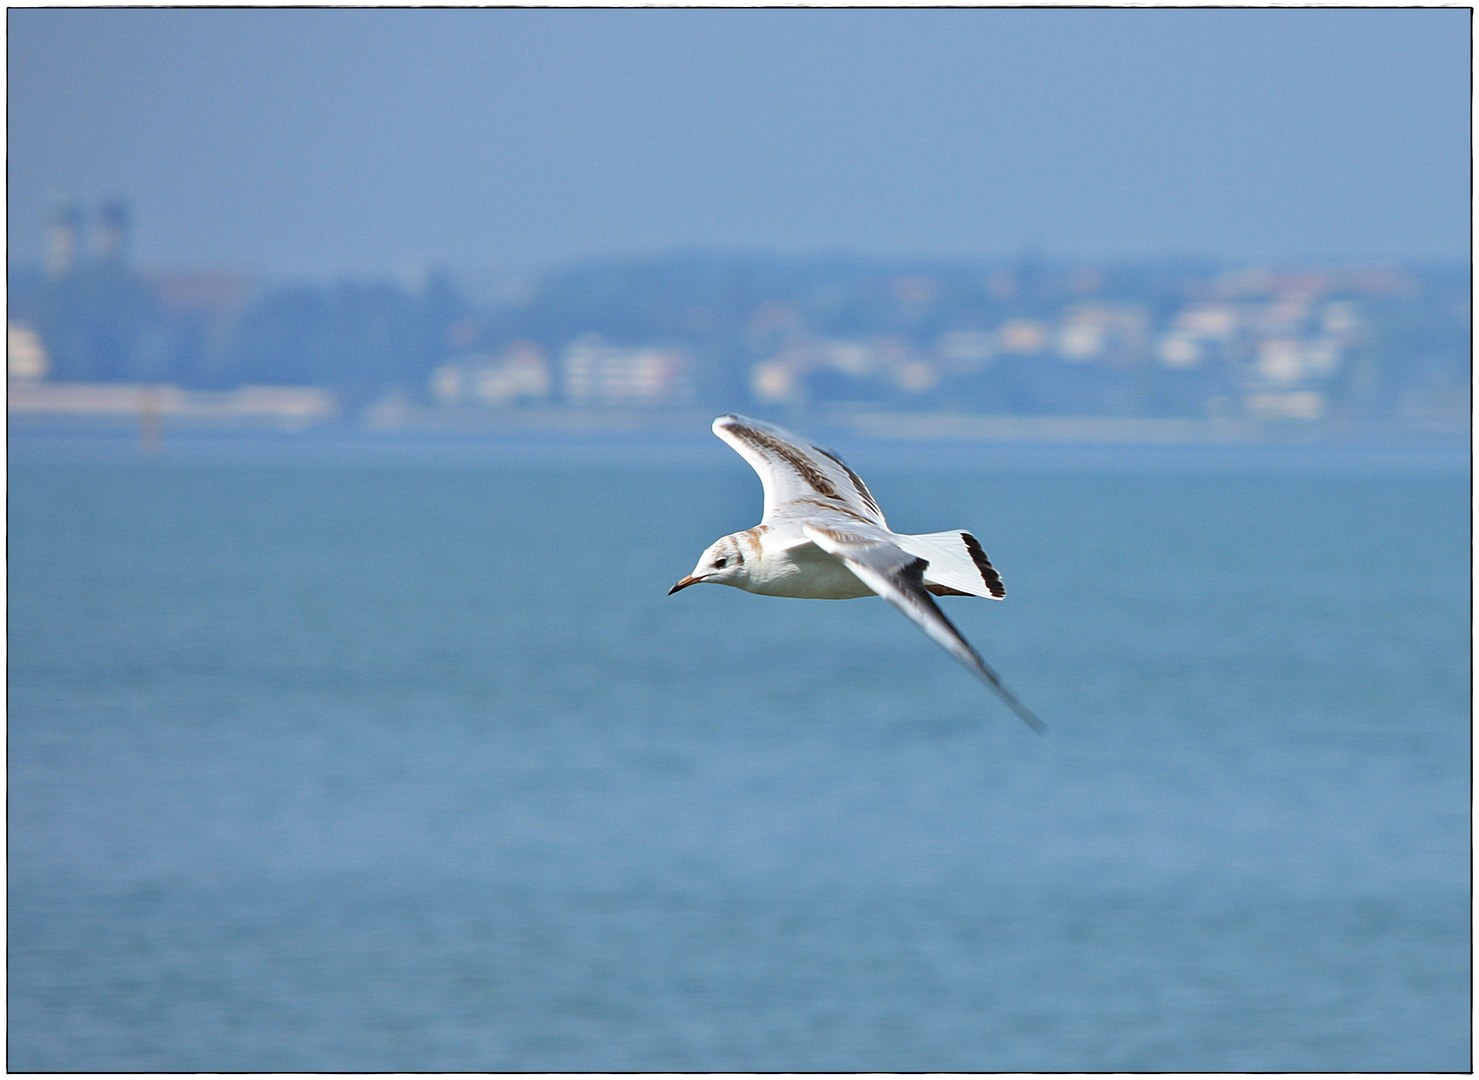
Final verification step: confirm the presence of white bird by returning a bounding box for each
[670,414,1044,732]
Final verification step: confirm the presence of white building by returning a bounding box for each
[562,335,690,406]
[432,342,552,407]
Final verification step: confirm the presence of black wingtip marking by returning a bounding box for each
[961,532,1006,599]
[906,556,1043,733]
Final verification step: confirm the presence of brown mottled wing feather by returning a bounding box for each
[803,523,1045,733]
[712,414,887,528]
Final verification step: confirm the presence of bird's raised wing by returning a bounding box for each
[713,414,887,528]
[803,523,1044,733]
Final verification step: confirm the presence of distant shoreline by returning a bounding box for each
[8,401,1467,446]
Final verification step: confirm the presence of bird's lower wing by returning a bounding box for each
[803,524,1044,733]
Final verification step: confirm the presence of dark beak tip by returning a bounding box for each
[668,576,698,595]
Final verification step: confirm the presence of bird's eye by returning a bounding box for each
[713,557,728,569]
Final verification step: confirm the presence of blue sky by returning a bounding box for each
[9,8,1470,278]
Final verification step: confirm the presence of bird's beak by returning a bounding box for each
[668,575,704,595]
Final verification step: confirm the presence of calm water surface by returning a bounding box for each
[8,439,1470,1070]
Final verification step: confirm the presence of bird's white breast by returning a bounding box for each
[742,535,875,599]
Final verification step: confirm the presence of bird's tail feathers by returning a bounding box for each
[897,530,1006,599]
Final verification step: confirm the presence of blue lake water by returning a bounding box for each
[8,434,1471,1070]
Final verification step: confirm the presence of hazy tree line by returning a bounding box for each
[14,264,467,410]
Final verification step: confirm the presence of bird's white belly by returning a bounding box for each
[744,541,875,599]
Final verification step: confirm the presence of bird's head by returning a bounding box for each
[669,534,749,594]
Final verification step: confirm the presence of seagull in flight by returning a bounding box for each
[670,414,1044,732]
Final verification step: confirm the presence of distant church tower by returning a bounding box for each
[96,197,131,266]
[45,197,82,279]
